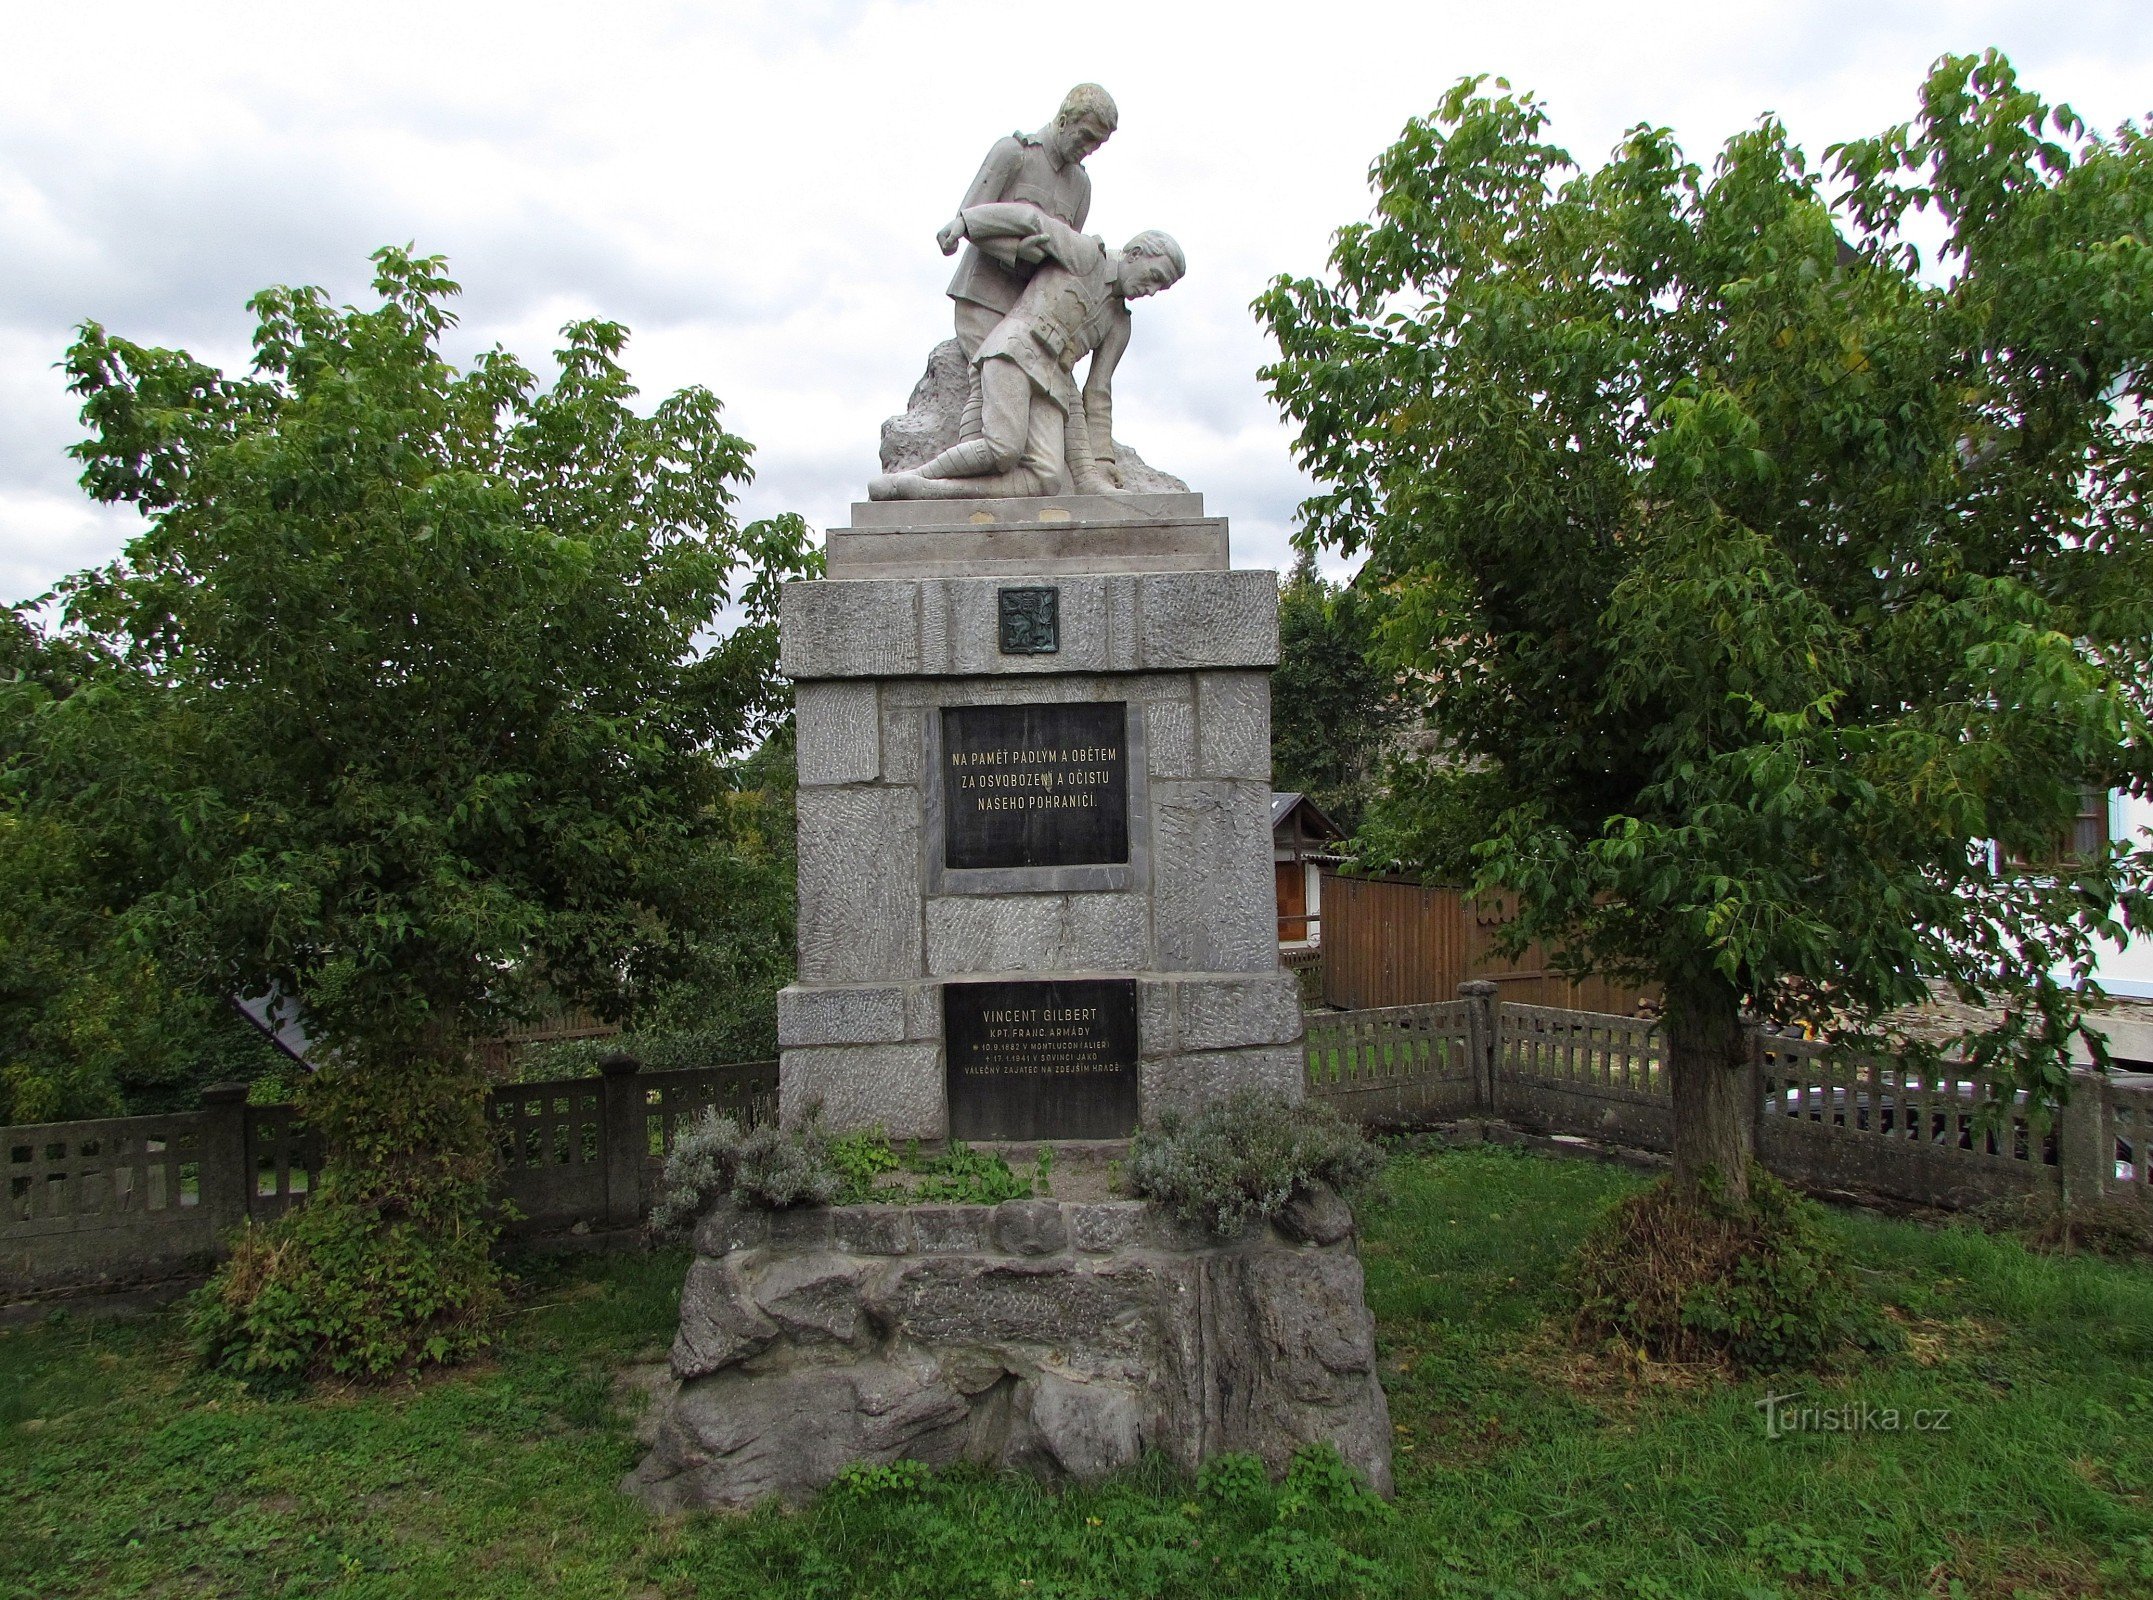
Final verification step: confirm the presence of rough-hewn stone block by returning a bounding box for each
[751,1254,875,1346]
[1196,672,1272,780]
[629,1195,1392,1510]
[833,1208,916,1256]
[1176,973,1305,1052]
[779,1044,943,1138]
[911,1205,996,1253]
[918,580,954,675]
[781,581,921,678]
[1145,696,1195,779]
[993,1199,1068,1256]
[904,982,943,1041]
[671,1255,777,1378]
[1151,780,1279,973]
[1140,1044,1306,1120]
[942,578,1111,674]
[924,894,1149,975]
[1104,576,1140,671]
[778,984,908,1049]
[1135,571,1279,669]
[1068,1202,1146,1253]
[1137,979,1176,1058]
[795,681,882,785]
[795,788,920,983]
[693,1200,770,1259]
[881,704,924,784]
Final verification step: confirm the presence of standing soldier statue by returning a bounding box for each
[938,84,1118,446]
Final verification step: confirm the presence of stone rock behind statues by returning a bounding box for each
[625,1189,1392,1510]
[879,339,1189,494]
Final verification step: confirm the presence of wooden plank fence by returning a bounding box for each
[1317,872,1651,1014]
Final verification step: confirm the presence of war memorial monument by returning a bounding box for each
[629,86,1393,1509]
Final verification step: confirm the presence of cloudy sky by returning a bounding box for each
[5,0,2150,604]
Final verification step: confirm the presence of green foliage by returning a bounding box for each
[1972,1190,2153,1258]
[647,1109,742,1236]
[20,244,812,1370]
[676,1447,1396,1600]
[654,1116,1056,1222]
[47,243,813,1084]
[1257,55,2153,1137]
[14,1153,2153,1596]
[1742,1522,1867,1586]
[0,614,285,1124]
[1127,1089,1385,1234]
[1569,1167,1895,1371]
[727,1116,846,1211]
[187,1200,501,1388]
[650,1107,843,1233]
[903,1141,1036,1206]
[829,1125,903,1203]
[1272,553,1410,834]
[826,1457,934,1499]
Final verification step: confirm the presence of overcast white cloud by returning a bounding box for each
[3,0,2149,602]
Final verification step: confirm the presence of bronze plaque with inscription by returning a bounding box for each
[940,703,1128,870]
[944,978,1139,1140]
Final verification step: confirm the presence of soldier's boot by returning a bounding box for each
[915,438,1004,479]
[869,466,1055,501]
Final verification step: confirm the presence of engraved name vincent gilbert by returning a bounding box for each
[967,1003,1113,1076]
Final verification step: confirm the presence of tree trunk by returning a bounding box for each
[1663,971,1754,1203]
[303,1035,497,1227]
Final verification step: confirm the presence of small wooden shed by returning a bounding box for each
[1272,792,1345,947]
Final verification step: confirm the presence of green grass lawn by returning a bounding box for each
[7,1147,2153,1599]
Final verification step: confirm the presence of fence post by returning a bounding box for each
[196,1082,253,1236]
[1459,980,1499,1114]
[1738,1013,1765,1159]
[599,1052,647,1229]
[2059,1066,2110,1208]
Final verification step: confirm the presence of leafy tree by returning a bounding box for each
[0,612,283,1123]
[1271,553,1410,834]
[1257,55,2153,1202]
[44,247,813,1374]
[514,721,799,1079]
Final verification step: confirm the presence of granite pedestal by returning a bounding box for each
[778,492,1302,1142]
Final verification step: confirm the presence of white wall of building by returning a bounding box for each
[2094,792,2153,999]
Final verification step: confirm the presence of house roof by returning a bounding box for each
[1271,791,1346,841]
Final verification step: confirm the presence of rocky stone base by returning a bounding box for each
[624,1191,1392,1510]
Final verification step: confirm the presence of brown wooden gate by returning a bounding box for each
[1317,872,1650,1014]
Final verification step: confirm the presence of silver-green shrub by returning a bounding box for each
[1127,1089,1384,1235]
[731,1111,843,1211]
[649,1103,842,1237]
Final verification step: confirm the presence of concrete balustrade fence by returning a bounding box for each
[4,1057,777,1298]
[11,986,2148,1299]
[1304,981,2143,1213]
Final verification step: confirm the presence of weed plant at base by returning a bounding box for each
[1566,1164,1897,1371]
[188,1199,501,1387]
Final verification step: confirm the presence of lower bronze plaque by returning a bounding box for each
[944,978,1139,1141]
[941,702,1128,871]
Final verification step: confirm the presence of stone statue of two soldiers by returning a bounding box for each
[869,84,1185,502]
